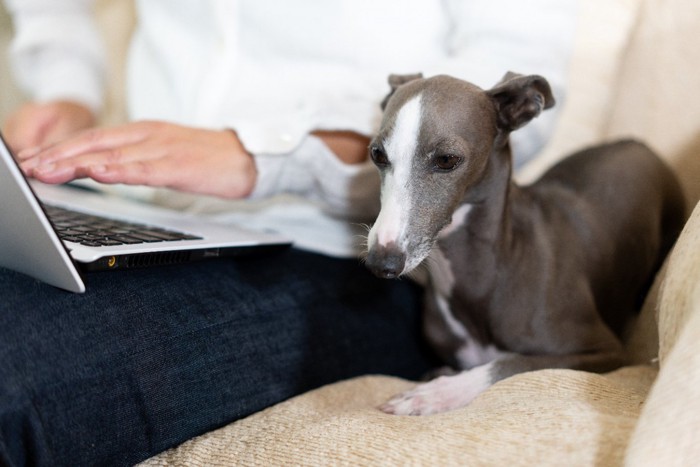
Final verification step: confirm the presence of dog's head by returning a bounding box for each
[365,72,554,278]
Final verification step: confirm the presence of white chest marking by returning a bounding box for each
[427,248,508,369]
[426,248,455,297]
[438,203,474,239]
[369,94,423,250]
[427,248,470,345]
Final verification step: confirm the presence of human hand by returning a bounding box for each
[3,100,96,153]
[18,121,257,199]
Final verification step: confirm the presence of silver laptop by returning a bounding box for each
[0,132,291,293]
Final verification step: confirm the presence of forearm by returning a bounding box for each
[311,130,369,165]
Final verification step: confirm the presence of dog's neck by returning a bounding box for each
[433,135,528,300]
[457,135,523,245]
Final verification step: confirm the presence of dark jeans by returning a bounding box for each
[0,248,436,466]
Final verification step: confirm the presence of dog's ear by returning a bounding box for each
[380,73,424,110]
[486,72,555,132]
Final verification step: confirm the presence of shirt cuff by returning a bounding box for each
[249,135,380,221]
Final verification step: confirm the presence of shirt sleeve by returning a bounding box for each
[249,135,380,222]
[245,0,578,218]
[4,0,106,112]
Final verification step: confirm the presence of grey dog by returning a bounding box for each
[364,72,686,415]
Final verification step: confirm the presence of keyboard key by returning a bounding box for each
[79,241,103,247]
[110,235,147,245]
[43,204,203,246]
[122,232,166,242]
[95,239,124,246]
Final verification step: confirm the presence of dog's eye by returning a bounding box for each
[433,154,461,171]
[370,146,390,167]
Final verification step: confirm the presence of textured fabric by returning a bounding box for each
[625,203,700,466]
[603,0,700,208]
[139,368,657,466]
[0,249,437,466]
[656,203,700,364]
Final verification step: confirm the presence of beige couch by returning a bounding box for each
[2,0,699,465]
[139,0,700,465]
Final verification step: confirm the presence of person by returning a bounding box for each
[0,1,579,465]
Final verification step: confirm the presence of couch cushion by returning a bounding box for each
[625,201,700,465]
[139,366,656,466]
[605,0,700,208]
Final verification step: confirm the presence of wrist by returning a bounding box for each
[221,129,258,198]
[312,130,370,164]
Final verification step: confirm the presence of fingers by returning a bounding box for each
[83,145,256,198]
[19,123,192,188]
[25,142,162,184]
[18,123,152,167]
[18,121,166,182]
[16,121,258,199]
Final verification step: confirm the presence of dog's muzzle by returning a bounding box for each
[366,243,406,279]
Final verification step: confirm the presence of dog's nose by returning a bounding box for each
[365,245,406,279]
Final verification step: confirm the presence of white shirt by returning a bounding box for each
[6,0,578,257]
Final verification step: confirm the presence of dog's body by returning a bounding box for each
[365,73,686,415]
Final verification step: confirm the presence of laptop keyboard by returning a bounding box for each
[43,204,203,247]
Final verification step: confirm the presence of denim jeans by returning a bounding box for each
[0,248,436,466]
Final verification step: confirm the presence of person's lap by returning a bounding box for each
[0,248,436,466]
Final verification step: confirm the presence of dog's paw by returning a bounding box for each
[378,382,447,416]
[379,365,493,416]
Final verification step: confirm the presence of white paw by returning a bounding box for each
[379,378,454,415]
[379,364,493,416]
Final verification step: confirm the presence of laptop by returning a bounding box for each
[0,132,291,293]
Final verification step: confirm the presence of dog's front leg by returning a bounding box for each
[379,362,495,416]
[379,350,627,416]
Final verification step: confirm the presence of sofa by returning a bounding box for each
[2,0,699,465]
[137,0,700,465]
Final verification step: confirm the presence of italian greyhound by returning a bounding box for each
[365,72,686,415]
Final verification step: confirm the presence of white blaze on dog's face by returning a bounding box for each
[366,75,498,279]
[369,93,423,263]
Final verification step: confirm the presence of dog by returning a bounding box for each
[364,72,686,416]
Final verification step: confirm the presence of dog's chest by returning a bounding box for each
[424,248,505,369]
